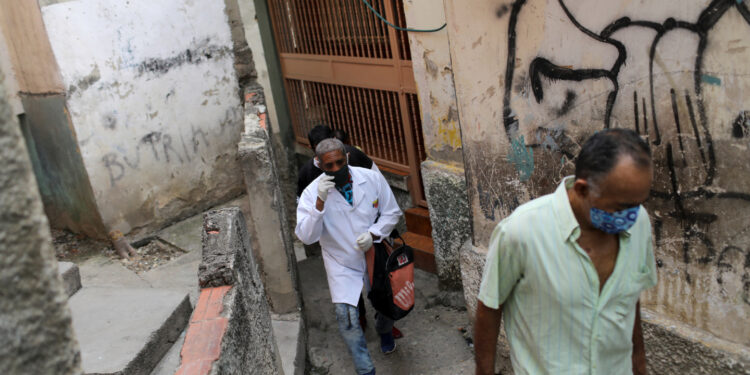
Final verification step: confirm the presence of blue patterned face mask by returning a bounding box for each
[589,206,640,234]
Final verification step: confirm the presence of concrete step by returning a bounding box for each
[68,287,192,375]
[58,261,82,297]
[399,232,437,274]
[405,207,432,237]
[272,313,306,375]
[149,329,186,375]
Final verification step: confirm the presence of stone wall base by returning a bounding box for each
[422,160,471,290]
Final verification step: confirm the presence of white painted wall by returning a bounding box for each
[41,0,244,236]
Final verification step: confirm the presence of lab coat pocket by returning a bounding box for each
[355,192,379,223]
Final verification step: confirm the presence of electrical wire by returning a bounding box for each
[360,0,447,32]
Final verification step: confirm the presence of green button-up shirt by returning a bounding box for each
[478,176,657,375]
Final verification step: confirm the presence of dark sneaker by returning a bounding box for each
[380,332,396,354]
[362,369,376,375]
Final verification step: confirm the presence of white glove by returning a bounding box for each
[356,232,373,252]
[317,174,335,202]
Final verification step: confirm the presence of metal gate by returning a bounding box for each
[267,0,427,206]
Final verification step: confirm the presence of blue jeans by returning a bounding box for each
[334,303,394,374]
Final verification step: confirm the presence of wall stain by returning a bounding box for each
[68,65,101,95]
[424,51,439,79]
[496,3,511,18]
[472,36,483,49]
[436,106,462,150]
[507,135,534,181]
[136,38,231,77]
[103,112,117,130]
[701,74,722,86]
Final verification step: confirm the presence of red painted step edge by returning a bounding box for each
[175,285,232,375]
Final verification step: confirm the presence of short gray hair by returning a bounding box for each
[315,138,346,158]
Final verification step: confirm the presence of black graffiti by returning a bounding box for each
[733,111,750,138]
[499,0,750,288]
[162,134,184,164]
[101,127,213,187]
[715,246,750,305]
[136,38,231,77]
[191,125,210,153]
[502,0,527,138]
[141,131,162,161]
[554,90,577,117]
[102,153,125,187]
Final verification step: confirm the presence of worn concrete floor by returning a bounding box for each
[299,256,476,375]
[68,195,302,375]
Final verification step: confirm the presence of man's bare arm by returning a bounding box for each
[475,301,503,375]
[632,300,647,375]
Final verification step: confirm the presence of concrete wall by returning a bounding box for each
[444,0,750,360]
[403,0,470,290]
[238,84,299,314]
[0,56,81,375]
[180,207,282,375]
[234,0,299,234]
[39,0,246,238]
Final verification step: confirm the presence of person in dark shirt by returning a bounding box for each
[296,125,402,339]
[296,126,378,198]
[333,128,349,144]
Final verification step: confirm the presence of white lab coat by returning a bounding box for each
[295,166,402,306]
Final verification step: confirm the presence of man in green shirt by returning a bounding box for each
[474,129,657,375]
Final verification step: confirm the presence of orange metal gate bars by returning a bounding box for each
[267,0,427,206]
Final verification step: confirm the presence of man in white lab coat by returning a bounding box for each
[296,138,402,375]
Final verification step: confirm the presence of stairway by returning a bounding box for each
[58,260,192,375]
[400,207,436,274]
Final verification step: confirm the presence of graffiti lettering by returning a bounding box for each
[101,127,215,187]
[102,153,125,187]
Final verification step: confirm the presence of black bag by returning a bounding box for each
[366,236,415,321]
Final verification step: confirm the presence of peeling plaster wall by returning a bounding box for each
[403,0,472,290]
[445,0,750,350]
[41,0,245,237]
[403,0,462,164]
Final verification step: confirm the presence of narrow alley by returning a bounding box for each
[2,0,750,375]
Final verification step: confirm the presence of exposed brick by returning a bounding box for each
[203,286,231,319]
[191,289,212,323]
[191,286,231,322]
[181,319,229,363]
